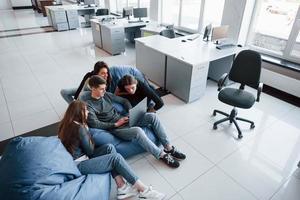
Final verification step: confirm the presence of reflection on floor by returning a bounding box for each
[0,8,299,200]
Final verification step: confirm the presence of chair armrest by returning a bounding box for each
[218,73,228,91]
[256,83,263,102]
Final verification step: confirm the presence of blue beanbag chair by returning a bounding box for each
[109,65,151,93]
[0,137,111,200]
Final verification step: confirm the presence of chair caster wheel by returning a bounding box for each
[213,125,217,130]
[212,111,216,116]
[250,124,255,129]
[238,134,243,139]
[229,121,233,124]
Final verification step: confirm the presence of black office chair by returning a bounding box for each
[159,29,176,39]
[212,50,263,139]
[96,8,109,16]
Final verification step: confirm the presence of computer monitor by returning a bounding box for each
[133,8,147,21]
[123,7,133,20]
[84,0,95,5]
[203,24,212,42]
[211,25,229,44]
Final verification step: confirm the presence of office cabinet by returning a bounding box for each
[66,10,79,29]
[135,41,166,86]
[91,20,102,48]
[166,57,209,103]
[101,25,125,55]
[50,9,68,31]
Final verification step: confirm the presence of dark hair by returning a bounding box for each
[88,75,107,89]
[118,75,138,92]
[93,61,112,86]
[58,100,87,155]
[74,61,111,99]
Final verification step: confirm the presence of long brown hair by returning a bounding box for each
[117,75,138,92]
[58,100,87,155]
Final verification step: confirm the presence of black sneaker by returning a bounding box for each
[164,146,186,160]
[160,153,180,168]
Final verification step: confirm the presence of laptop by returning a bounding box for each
[129,98,147,127]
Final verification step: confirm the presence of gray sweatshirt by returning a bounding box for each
[85,92,132,130]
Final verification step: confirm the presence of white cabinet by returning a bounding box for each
[10,0,31,7]
[101,24,125,55]
[50,8,68,31]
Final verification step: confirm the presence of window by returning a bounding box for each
[181,0,202,30]
[110,0,150,15]
[128,0,138,8]
[248,0,300,63]
[139,0,150,8]
[161,0,180,26]
[161,0,225,32]
[202,0,225,27]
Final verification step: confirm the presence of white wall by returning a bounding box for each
[10,0,32,7]
[0,0,12,10]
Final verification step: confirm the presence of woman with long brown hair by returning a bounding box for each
[58,100,165,200]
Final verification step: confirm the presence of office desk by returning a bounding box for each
[91,18,147,55]
[140,22,166,37]
[135,34,243,103]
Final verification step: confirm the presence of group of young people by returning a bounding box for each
[58,61,187,200]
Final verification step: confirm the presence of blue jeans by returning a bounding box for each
[60,88,91,104]
[111,113,170,159]
[60,88,77,104]
[77,144,138,185]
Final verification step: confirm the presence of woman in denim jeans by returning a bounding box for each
[58,100,165,200]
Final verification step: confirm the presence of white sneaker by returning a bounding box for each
[138,186,166,200]
[117,182,138,199]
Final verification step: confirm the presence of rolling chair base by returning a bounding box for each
[212,108,255,139]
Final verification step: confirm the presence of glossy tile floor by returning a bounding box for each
[0,9,300,200]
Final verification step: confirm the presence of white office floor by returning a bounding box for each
[0,9,300,200]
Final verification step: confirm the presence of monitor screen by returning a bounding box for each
[123,7,133,18]
[84,0,95,5]
[133,8,147,18]
[211,25,229,42]
[203,24,212,41]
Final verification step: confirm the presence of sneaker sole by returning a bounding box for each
[171,156,186,161]
[117,193,137,199]
[138,194,166,200]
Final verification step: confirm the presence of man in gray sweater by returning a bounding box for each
[85,75,186,168]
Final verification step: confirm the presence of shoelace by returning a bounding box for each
[165,154,174,163]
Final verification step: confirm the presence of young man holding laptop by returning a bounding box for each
[84,75,186,168]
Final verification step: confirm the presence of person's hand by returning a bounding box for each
[115,116,129,127]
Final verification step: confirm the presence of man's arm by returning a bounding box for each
[106,92,132,111]
[87,105,116,130]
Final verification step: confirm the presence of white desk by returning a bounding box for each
[135,34,244,103]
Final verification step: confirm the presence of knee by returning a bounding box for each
[105,144,117,154]
[112,153,123,164]
[60,89,66,96]
[133,127,146,138]
[144,113,157,122]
